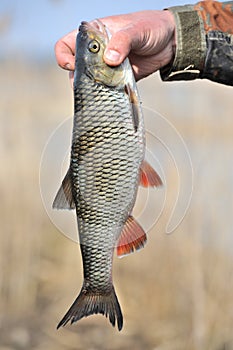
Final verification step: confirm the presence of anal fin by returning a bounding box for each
[117,216,147,257]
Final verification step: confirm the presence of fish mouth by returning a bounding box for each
[79,20,111,42]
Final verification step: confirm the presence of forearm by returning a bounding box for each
[160,1,233,86]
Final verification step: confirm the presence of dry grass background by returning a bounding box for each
[1,60,233,350]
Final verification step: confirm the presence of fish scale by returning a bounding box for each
[54,20,162,331]
[73,81,142,204]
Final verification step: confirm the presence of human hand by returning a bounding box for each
[55,10,176,81]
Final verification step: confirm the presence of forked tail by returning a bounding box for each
[57,285,123,331]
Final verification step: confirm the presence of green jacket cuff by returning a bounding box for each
[160,5,207,81]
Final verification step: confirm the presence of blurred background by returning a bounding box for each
[1,0,233,349]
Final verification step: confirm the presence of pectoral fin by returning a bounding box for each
[52,168,75,210]
[117,216,147,257]
[125,83,140,132]
[140,160,163,188]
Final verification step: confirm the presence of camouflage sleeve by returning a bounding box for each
[160,1,233,86]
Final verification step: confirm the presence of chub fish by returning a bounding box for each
[53,20,162,331]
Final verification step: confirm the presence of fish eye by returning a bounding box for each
[88,40,100,53]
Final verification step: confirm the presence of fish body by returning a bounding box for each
[53,20,162,331]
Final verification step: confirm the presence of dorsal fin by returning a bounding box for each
[53,168,75,210]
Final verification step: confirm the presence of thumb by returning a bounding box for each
[104,29,133,66]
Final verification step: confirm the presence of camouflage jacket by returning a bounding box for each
[161,1,233,86]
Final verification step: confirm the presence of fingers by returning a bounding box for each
[54,30,77,70]
[103,26,138,66]
[103,29,131,66]
[54,26,132,69]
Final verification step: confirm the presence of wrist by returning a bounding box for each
[164,9,176,50]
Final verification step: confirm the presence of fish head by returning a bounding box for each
[75,20,130,89]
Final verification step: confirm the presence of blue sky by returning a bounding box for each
[0,0,196,61]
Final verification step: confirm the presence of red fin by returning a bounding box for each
[117,216,147,257]
[140,160,163,188]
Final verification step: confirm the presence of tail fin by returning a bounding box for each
[57,286,123,331]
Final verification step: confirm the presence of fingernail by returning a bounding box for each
[104,49,121,62]
[65,63,72,70]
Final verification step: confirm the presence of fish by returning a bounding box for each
[53,20,162,331]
